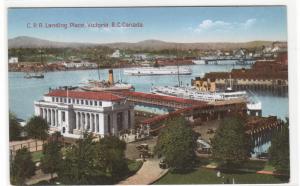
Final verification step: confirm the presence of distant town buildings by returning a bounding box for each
[34,89,135,138]
[8,57,18,64]
[62,61,98,69]
[111,49,121,58]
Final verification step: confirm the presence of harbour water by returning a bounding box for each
[9,64,289,121]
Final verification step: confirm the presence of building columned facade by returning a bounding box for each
[34,89,134,138]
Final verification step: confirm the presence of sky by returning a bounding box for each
[8,6,287,43]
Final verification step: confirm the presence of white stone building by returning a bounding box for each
[34,89,134,138]
[111,49,121,58]
[9,57,18,64]
[63,61,98,68]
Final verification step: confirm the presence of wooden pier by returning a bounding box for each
[246,116,284,148]
[140,99,247,134]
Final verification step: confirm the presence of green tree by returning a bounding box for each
[10,147,36,185]
[40,139,63,179]
[98,136,129,180]
[26,116,49,140]
[155,117,198,172]
[269,118,290,175]
[57,133,106,184]
[9,112,22,141]
[58,133,129,184]
[211,116,251,168]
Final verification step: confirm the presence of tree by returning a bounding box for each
[97,136,129,180]
[26,116,49,140]
[58,133,129,184]
[57,133,105,185]
[269,118,290,175]
[211,116,251,168]
[10,147,36,185]
[40,139,63,179]
[9,112,22,141]
[155,117,198,172]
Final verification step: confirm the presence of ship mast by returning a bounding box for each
[95,48,101,80]
[229,74,232,89]
[39,48,44,74]
[176,45,180,87]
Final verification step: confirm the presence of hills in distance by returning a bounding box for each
[8,36,287,51]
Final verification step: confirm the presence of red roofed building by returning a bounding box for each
[34,89,134,138]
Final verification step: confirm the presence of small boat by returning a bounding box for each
[192,60,206,65]
[24,72,44,79]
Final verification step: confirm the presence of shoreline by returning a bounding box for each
[8,63,196,73]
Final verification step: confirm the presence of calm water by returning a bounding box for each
[9,64,289,121]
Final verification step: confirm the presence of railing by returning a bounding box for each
[9,140,45,156]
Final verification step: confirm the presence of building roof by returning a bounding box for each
[119,91,206,105]
[46,90,124,101]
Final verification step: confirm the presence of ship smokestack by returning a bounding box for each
[108,69,114,85]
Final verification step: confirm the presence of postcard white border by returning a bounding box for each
[1,0,299,186]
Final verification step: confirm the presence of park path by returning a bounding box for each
[118,159,168,185]
[25,170,57,185]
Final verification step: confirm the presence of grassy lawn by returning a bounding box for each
[155,159,287,184]
[262,163,276,171]
[154,167,289,184]
[127,159,143,173]
[31,151,43,162]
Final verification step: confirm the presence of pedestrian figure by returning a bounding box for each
[217,171,221,178]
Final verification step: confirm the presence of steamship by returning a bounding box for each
[150,77,261,111]
[123,66,192,76]
[81,69,134,91]
[150,86,247,102]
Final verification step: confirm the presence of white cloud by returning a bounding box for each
[194,18,256,32]
[196,19,231,32]
[241,18,256,29]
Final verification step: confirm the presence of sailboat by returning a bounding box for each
[24,49,45,79]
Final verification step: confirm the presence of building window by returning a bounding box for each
[95,101,98,106]
[64,98,66,103]
[62,111,66,122]
[52,97,55,102]
[56,97,58,102]
[68,98,71,103]
[72,99,75,103]
[99,101,102,106]
[76,99,79,104]
[85,100,88,105]
[60,98,62,102]
[81,100,84,105]
[90,100,93,105]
